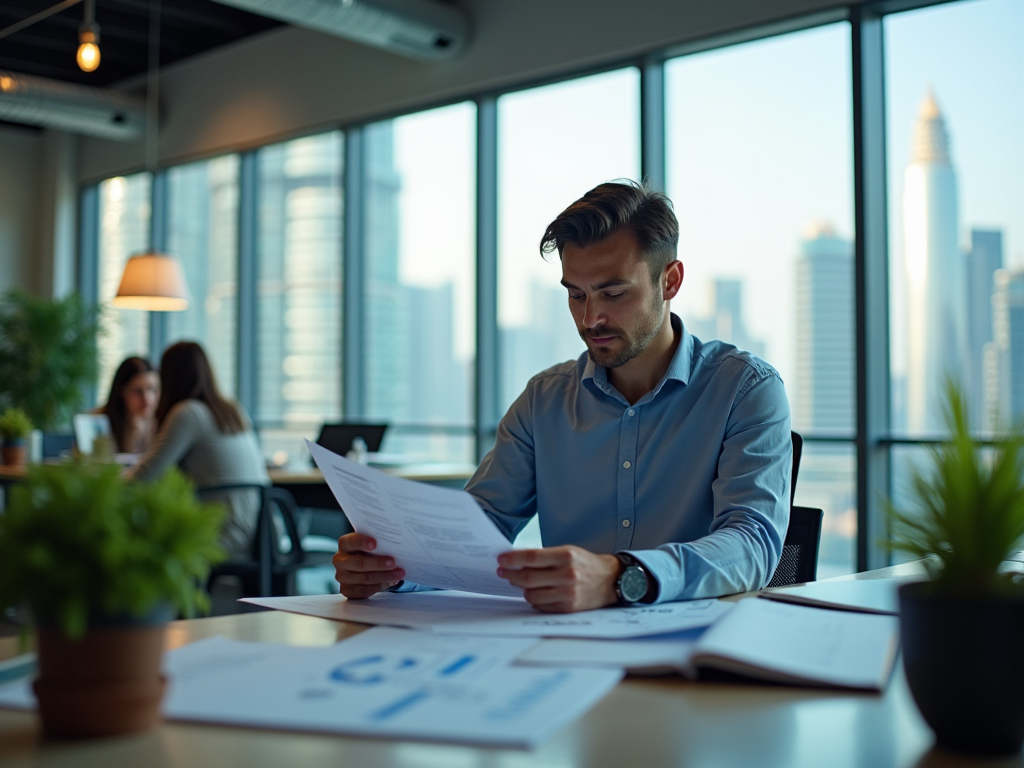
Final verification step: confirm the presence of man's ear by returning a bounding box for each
[662,261,683,301]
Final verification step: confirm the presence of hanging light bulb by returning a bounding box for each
[76,0,100,73]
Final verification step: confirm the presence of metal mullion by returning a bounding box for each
[640,58,666,191]
[78,184,100,406]
[852,8,892,572]
[148,170,169,358]
[236,150,259,418]
[475,96,499,461]
[342,127,365,418]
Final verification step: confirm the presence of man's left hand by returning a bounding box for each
[497,546,620,612]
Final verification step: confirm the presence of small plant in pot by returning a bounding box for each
[0,462,224,738]
[0,407,33,466]
[889,381,1024,756]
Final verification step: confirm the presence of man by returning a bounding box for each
[334,180,791,612]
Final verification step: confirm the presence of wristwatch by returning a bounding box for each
[614,553,657,605]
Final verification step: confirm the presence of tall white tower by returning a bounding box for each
[903,90,965,433]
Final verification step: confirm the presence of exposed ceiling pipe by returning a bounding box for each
[210,0,469,61]
[0,70,146,140]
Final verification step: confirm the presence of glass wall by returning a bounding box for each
[255,132,344,465]
[165,155,241,397]
[666,23,856,575]
[496,69,640,413]
[95,172,151,401]
[362,103,477,462]
[885,0,1024,438]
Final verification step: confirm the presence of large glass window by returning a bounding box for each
[497,69,640,414]
[96,173,151,401]
[255,132,344,464]
[165,156,241,396]
[666,24,856,576]
[885,0,1024,437]
[363,103,477,462]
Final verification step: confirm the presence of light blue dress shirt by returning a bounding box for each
[465,314,792,602]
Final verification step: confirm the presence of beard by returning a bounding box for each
[580,293,665,369]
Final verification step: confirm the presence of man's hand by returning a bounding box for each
[333,533,405,599]
[497,546,620,612]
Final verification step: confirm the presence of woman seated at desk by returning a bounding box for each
[127,341,268,555]
[98,356,159,454]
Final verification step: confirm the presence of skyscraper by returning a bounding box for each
[965,229,1004,427]
[988,268,1024,425]
[903,90,966,433]
[794,222,854,433]
[684,279,765,360]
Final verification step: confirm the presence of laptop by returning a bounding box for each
[315,423,388,457]
[72,413,113,455]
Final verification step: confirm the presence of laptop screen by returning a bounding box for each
[315,423,388,456]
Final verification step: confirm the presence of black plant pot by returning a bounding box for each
[899,581,1024,756]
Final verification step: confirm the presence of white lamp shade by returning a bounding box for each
[112,251,190,311]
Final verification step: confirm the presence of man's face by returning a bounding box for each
[560,228,668,369]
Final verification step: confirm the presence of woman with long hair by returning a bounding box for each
[99,356,158,454]
[128,341,268,555]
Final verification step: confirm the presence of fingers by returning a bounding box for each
[497,547,569,570]
[333,532,404,599]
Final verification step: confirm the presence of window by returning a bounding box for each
[95,173,151,401]
[255,133,344,465]
[666,24,855,576]
[886,0,1024,437]
[497,69,640,414]
[164,155,241,396]
[362,103,477,462]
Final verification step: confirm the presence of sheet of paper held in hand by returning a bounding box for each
[243,590,734,639]
[306,439,519,598]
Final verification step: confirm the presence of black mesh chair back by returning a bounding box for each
[766,505,823,588]
[199,483,330,597]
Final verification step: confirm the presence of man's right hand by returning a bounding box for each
[332,533,405,599]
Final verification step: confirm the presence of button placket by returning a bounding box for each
[616,404,639,550]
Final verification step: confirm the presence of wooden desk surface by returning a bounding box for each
[1,565,1019,768]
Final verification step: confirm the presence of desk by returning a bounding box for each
[1,563,1017,768]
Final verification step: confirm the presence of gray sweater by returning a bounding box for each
[128,399,269,555]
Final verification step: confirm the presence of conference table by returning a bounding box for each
[2,563,1018,768]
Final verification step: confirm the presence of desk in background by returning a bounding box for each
[2,563,1014,768]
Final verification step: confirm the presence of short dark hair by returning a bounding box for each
[539,180,679,282]
[156,341,244,435]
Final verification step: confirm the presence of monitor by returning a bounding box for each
[72,413,112,455]
[315,423,388,456]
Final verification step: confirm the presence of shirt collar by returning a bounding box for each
[582,313,693,401]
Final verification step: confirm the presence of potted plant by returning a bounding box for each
[0,462,225,738]
[0,407,33,466]
[0,289,101,433]
[889,381,1024,756]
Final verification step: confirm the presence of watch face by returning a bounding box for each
[619,566,648,603]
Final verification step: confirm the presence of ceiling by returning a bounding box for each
[0,0,283,88]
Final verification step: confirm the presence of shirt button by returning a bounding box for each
[622,520,630,528]
[623,460,631,469]
[627,409,635,417]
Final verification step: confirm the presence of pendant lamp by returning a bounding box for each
[113,0,189,312]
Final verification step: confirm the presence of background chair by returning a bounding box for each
[764,431,822,588]
[790,430,802,506]
[199,483,335,598]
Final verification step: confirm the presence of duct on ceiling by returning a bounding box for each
[0,71,146,141]
[210,0,469,61]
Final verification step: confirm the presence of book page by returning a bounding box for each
[691,598,899,690]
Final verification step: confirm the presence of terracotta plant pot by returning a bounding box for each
[1,439,26,466]
[33,606,172,738]
[899,582,1024,756]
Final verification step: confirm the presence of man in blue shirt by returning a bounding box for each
[334,181,791,611]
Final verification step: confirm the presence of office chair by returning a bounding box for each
[764,431,821,588]
[199,483,335,597]
[790,430,803,506]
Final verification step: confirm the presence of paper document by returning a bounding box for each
[166,630,620,748]
[759,578,910,615]
[243,590,734,639]
[307,440,518,597]
[520,599,899,691]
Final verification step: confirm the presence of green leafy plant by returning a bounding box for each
[0,289,102,432]
[0,407,33,441]
[0,462,226,638]
[888,380,1024,595]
